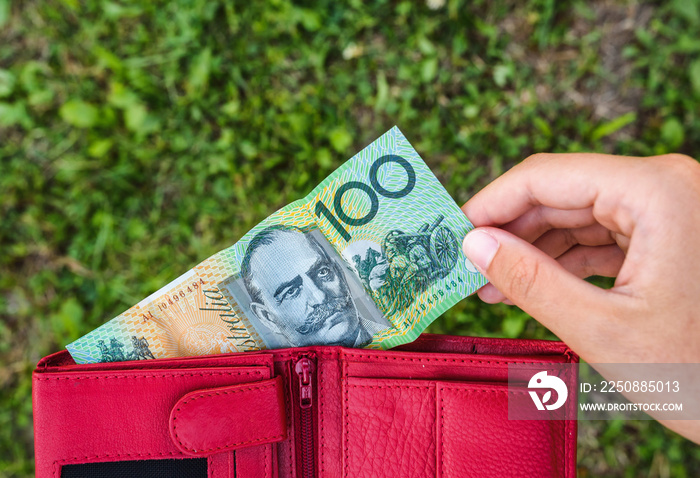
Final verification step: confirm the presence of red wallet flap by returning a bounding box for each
[169,376,287,456]
[32,366,272,478]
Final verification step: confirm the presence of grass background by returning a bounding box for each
[2,0,700,475]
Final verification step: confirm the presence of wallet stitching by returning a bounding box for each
[172,382,284,453]
[440,387,528,393]
[53,452,186,461]
[282,362,293,476]
[319,358,326,476]
[272,353,294,361]
[40,361,267,372]
[342,353,558,366]
[414,335,568,351]
[53,452,186,476]
[348,383,432,389]
[440,390,445,478]
[270,350,337,360]
[35,371,262,381]
[565,410,572,477]
[349,383,532,393]
[343,358,350,478]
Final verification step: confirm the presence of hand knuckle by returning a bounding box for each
[562,228,577,249]
[653,153,700,180]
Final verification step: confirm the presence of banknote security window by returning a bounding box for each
[222,226,392,349]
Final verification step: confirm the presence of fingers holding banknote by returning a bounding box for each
[460,152,700,364]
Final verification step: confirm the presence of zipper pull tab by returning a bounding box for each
[295,357,315,409]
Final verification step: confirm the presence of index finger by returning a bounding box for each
[462,153,646,231]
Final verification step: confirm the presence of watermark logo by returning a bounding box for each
[510,363,697,420]
[528,371,568,411]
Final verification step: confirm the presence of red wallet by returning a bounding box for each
[33,333,578,478]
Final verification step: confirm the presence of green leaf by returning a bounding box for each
[60,100,99,128]
[462,105,479,119]
[396,1,411,16]
[533,117,552,137]
[375,70,389,112]
[634,28,654,47]
[298,9,321,31]
[417,36,436,56]
[493,64,513,88]
[214,129,234,149]
[502,314,526,338]
[221,100,240,116]
[421,57,438,83]
[328,127,352,153]
[239,140,257,159]
[186,48,212,97]
[316,148,333,168]
[61,0,79,10]
[689,59,700,97]
[675,33,700,53]
[661,117,685,150]
[103,1,142,19]
[50,297,84,342]
[0,0,9,28]
[93,45,123,72]
[88,139,114,158]
[0,101,32,128]
[107,82,139,108]
[28,89,54,106]
[591,112,637,141]
[124,103,147,132]
[19,61,46,93]
[0,69,15,98]
[672,0,700,25]
[124,103,160,134]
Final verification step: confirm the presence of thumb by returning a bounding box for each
[462,227,608,336]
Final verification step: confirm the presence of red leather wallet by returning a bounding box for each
[33,333,578,478]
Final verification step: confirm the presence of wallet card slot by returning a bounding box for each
[342,377,571,478]
[343,377,437,478]
[437,382,570,478]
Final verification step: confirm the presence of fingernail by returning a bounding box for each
[463,229,499,272]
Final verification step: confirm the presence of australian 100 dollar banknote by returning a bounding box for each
[66,126,488,364]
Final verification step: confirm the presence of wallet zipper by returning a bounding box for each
[294,356,315,478]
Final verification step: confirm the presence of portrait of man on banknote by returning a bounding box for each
[236,225,390,348]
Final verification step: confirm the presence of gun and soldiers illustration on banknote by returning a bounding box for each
[352,214,460,315]
[97,336,156,362]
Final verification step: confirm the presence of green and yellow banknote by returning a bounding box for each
[66,127,487,363]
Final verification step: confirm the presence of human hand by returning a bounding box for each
[461,153,700,442]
